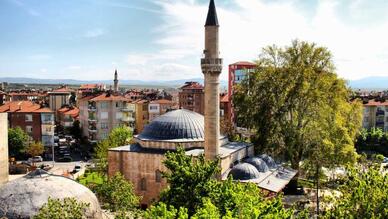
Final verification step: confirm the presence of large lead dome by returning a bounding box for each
[138,109,205,141]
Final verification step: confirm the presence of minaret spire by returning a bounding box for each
[113,69,119,92]
[205,0,219,26]
[201,0,223,161]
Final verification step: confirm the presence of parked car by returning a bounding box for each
[28,156,43,163]
[73,164,81,173]
[58,156,73,162]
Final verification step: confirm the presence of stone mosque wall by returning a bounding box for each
[0,113,8,185]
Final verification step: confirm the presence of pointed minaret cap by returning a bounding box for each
[205,0,219,26]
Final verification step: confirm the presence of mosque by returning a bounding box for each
[108,0,297,206]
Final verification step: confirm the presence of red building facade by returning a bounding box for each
[228,62,257,125]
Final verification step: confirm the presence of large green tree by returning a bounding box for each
[234,40,362,173]
[95,126,133,173]
[324,166,388,218]
[8,127,29,158]
[152,147,295,218]
[34,197,90,219]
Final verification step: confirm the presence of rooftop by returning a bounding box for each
[90,93,130,102]
[0,101,53,113]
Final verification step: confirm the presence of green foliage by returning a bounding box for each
[324,166,388,218]
[34,197,90,219]
[26,141,44,158]
[77,171,105,191]
[95,172,139,212]
[144,202,188,219]
[8,127,29,158]
[95,126,133,173]
[160,147,220,215]
[356,128,388,156]
[153,148,295,218]
[234,40,362,172]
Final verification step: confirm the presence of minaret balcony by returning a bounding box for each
[201,58,223,73]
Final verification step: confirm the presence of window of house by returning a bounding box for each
[155,170,162,183]
[100,112,108,119]
[140,178,147,191]
[101,123,108,129]
[116,112,122,119]
[101,102,108,109]
[26,126,33,133]
[101,132,108,139]
[46,126,52,132]
[150,106,158,110]
[116,102,120,108]
[25,114,33,122]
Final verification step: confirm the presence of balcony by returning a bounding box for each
[88,117,97,122]
[88,106,97,112]
[88,127,97,133]
[121,117,135,122]
[121,107,134,112]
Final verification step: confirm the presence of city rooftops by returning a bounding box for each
[0,101,53,113]
[48,87,73,94]
[364,99,388,106]
[89,93,130,102]
[180,82,204,90]
[150,99,173,104]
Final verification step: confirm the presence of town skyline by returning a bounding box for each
[1,0,388,81]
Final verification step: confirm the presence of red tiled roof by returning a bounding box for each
[90,93,130,102]
[180,82,204,90]
[220,94,229,103]
[0,101,53,113]
[151,99,173,104]
[230,61,256,66]
[80,84,103,89]
[8,92,46,97]
[50,87,73,93]
[364,100,388,106]
[133,99,148,104]
[59,107,80,118]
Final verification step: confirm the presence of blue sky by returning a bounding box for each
[1,0,388,81]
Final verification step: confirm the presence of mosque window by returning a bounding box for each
[155,170,162,183]
[140,178,147,191]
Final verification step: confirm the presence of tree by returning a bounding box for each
[324,166,388,218]
[96,172,139,212]
[95,126,133,173]
[159,147,219,215]
[8,127,29,158]
[234,40,362,174]
[70,120,82,140]
[144,203,188,219]
[156,147,295,218]
[26,141,44,157]
[34,197,90,219]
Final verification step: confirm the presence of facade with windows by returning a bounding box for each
[78,93,133,143]
[362,100,388,131]
[179,82,204,115]
[148,99,174,122]
[228,62,257,126]
[0,101,54,147]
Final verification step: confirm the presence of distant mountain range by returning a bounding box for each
[1,76,388,90]
[0,77,228,88]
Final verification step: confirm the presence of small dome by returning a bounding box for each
[245,157,269,172]
[228,163,260,180]
[0,170,102,219]
[259,154,277,168]
[138,109,204,141]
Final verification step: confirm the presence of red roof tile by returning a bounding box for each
[151,99,173,104]
[0,101,53,113]
[90,93,130,102]
[364,100,388,106]
[180,82,204,90]
[230,61,256,66]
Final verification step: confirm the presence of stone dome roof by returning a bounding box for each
[0,170,102,219]
[259,154,277,168]
[244,157,269,172]
[228,163,260,180]
[138,109,205,141]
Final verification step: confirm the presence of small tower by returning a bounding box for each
[113,69,119,92]
[201,0,223,160]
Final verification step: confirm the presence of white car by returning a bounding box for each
[28,156,43,163]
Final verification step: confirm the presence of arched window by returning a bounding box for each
[140,178,147,191]
[155,170,162,183]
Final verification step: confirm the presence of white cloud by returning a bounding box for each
[67,65,81,70]
[83,28,105,38]
[131,0,388,81]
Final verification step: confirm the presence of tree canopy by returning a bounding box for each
[34,197,90,219]
[146,147,296,218]
[234,40,362,172]
[8,127,29,158]
[95,126,133,173]
[26,141,44,158]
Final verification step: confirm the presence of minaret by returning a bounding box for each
[113,69,119,92]
[201,0,222,160]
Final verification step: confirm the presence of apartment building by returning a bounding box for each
[0,101,55,147]
[133,99,149,134]
[48,86,73,115]
[228,61,257,125]
[179,82,204,115]
[148,99,174,121]
[57,106,79,129]
[79,93,133,143]
[362,100,388,131]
